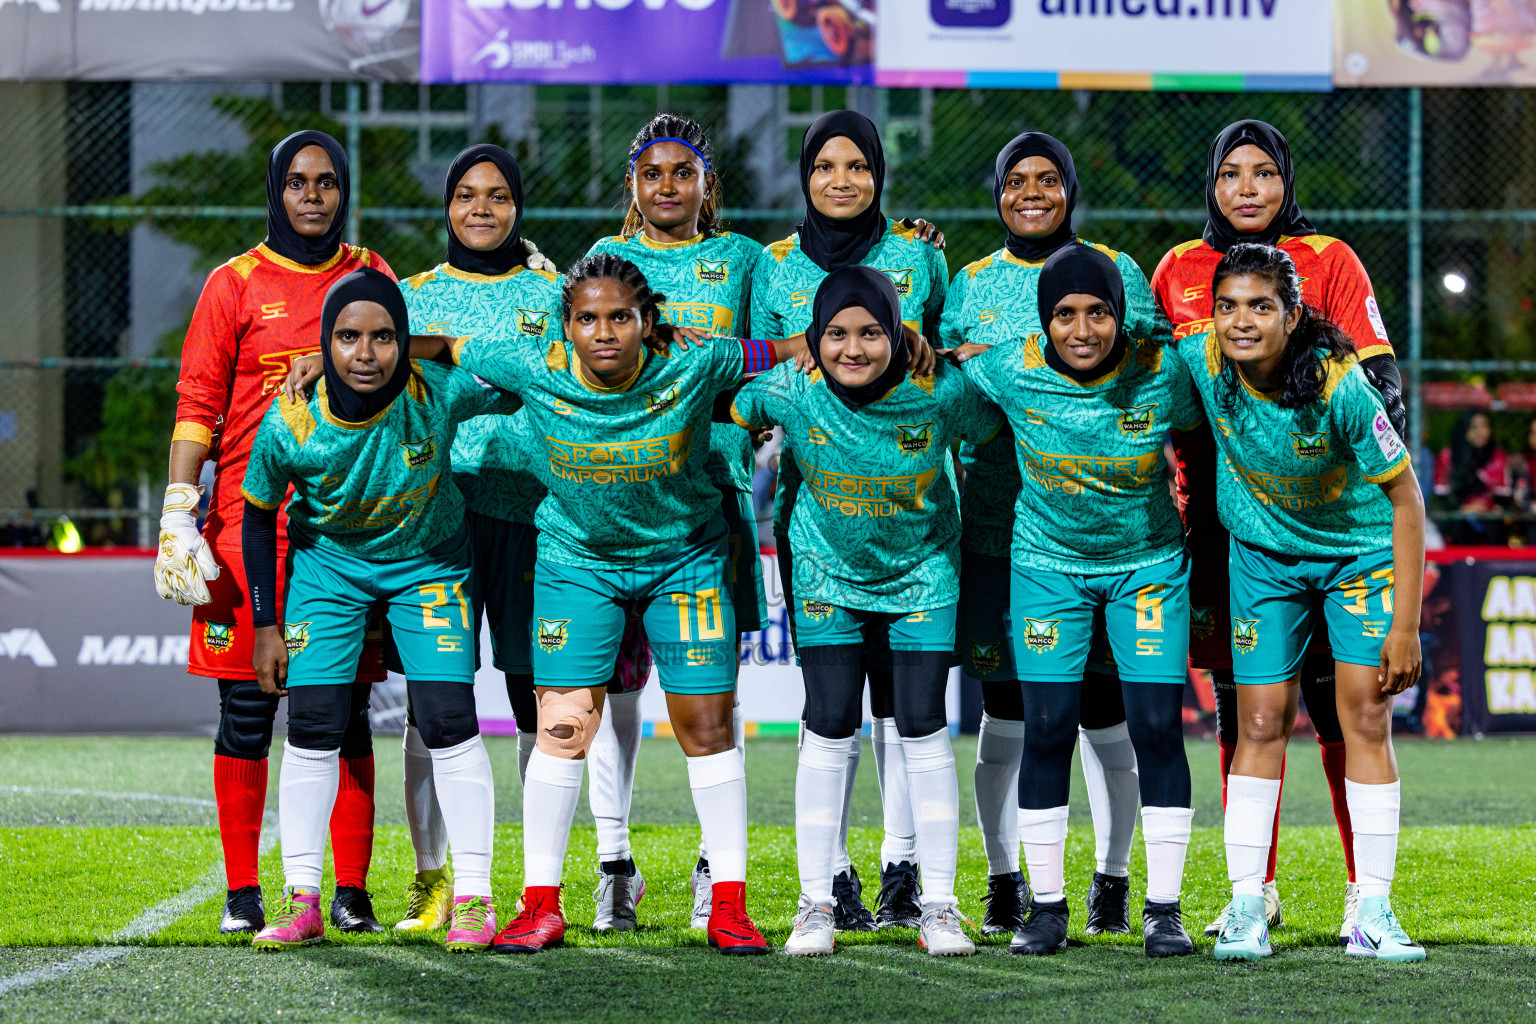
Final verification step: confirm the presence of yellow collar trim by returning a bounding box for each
[257,243,348,275]
[439,264,526,284]
[574,348,647,394]
[999,250,1048,269]
[316,378,397,430]
[1205,334,1280,401]
[637,231,706,250]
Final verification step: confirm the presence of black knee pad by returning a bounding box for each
[215,679,279,760]
[338,680,374,760]
[980,679,1024,721]
[286,686,354,752]
[408,680,481,749]
[1079,670,1128,730]
[1211,668,1238,746]
[505,673,537,735]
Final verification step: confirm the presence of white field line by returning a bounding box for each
[0,786,277,997]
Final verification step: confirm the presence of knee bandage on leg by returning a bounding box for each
[536,688,601,758]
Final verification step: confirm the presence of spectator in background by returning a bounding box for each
[1506,415,1536,544]
[1434,409,1509,544]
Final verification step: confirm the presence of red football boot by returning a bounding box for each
[490,886,565,954]
[706,881,768,956]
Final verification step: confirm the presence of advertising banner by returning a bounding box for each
[1334,1,1536,87]
[877,1,1332,92]
[0,0,418,81]
[420,0,874,85]
[1450,560,1536,735]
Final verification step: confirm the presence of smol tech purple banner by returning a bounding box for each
[421,0,875,85]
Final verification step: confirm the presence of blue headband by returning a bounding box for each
[629,136,712,173]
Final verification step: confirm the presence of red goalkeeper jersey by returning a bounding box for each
[173,243,395,541]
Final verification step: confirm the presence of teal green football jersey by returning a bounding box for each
[750,220,950,536]
[452,332,763,569]
[587,230,764,495]
[1176,333,1410,557]
[732,361,1001,612]
[939,241,1168,559]
[962,335,1203,576]
[242,360,515,560]
[399,263,562,524]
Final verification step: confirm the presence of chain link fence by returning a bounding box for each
[2,82,1533,545]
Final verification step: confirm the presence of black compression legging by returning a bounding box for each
[217,678,372,760]
[311,681,474,751]
[803,644,948,740]
[1018,679,1190,810]
[984,669,1124,727]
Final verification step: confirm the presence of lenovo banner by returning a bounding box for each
[0,0,419,81]
[420,0,875,84]
[877,1,1333,91]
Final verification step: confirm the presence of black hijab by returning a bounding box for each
[319,267,413,424]
[264,130,350,266]
[1202,119,1316,253]
[797,110,887,273]
[1448,409,1496,504]
[995,131,1079,263]
[444,144,528,277]
[1036,244,1128,384]
[807,265,909,410]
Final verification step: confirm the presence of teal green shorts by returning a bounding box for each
[795,600,957,652]
[722,489,768,634]
[1008,552,1190,685]
[1228,537,1396,685]
[958,550,1015,682]
[466,511,538,675]
[285,524,476,687]
[532,525,738,695]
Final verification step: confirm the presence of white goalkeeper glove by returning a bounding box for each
[524,238,557,274]
[154,483,221,606]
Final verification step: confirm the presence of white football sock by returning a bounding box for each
[873,716,918,867]
[832,735,860,875]
[278,741,339,893]
[428,736,495,899]
[902,728,959,907]
[1079,722,1139,877]
[974,713,1027,875]
[1141,805,1194,904]
[1225,774,1282,900]
[1018,804,1070,904]
[588,690,642,862]
[402,725,448,873]
[796,731,855,905]
[688,749,748,884]
[522,749,584,887]
[1345,779,1401,901]
[700,703,748,862]
[516,731,535,787]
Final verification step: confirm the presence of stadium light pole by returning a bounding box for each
[347,81,362,247]
[1407,87,1424,457]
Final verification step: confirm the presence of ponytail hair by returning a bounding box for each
[620,113,723,240]
[1211,243,1355,410]
[560,253,671,353]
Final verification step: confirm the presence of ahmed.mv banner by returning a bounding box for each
[878,0,1333,91]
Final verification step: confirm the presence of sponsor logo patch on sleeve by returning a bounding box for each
[1365,296,1389,341]
[1374,410,1405,461]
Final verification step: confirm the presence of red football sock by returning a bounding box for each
[1317,738,1356,882]
[1265,754,1286,884]
[213,754,267,890]
[1218,737,1236,809]
[330,755,375,890]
